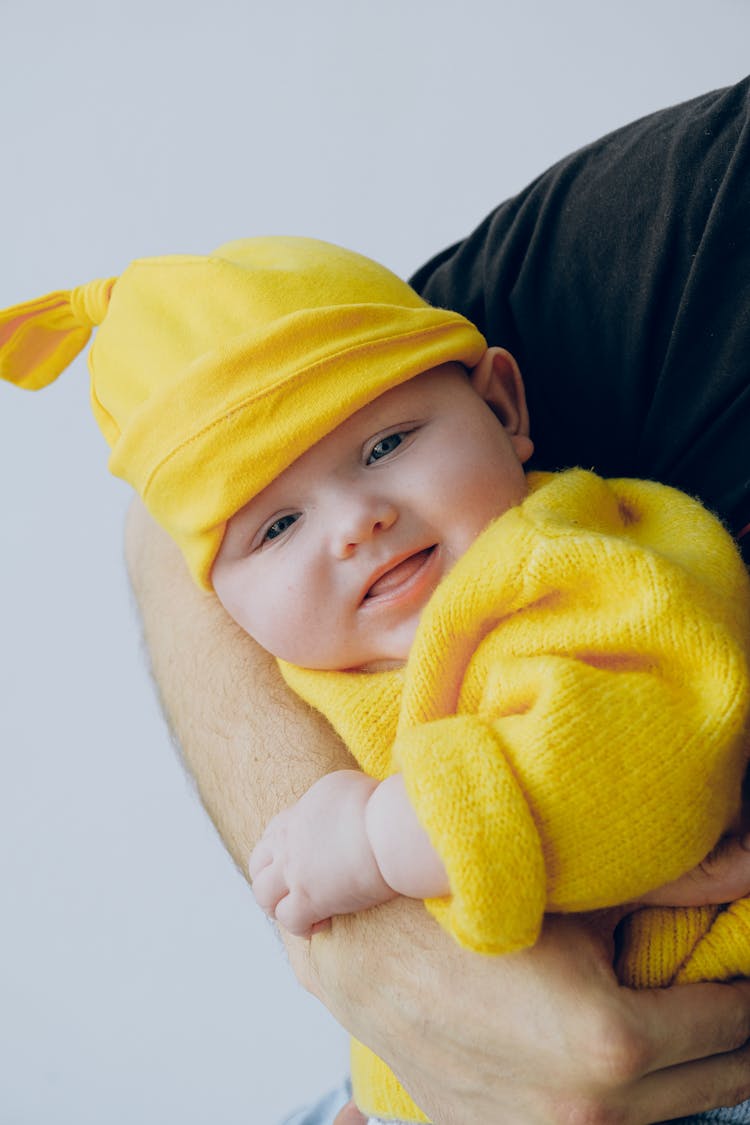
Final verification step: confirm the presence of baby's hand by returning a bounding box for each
[248,770,395,936]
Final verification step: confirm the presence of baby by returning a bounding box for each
[3,236,750,1124]
[219,363,750,956]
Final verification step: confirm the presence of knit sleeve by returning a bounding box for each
[395,713,546,954]
[396,641,748,955]
[394,471,750,954]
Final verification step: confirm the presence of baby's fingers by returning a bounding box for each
[275,889,326,938]
[248,838,274,880]
[250,857,290,917]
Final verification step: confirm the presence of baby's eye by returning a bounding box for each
[368,432,405,463]
[262,513,299,542]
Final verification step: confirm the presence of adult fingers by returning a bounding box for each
[535,982,750,1124]
[630,1037,750,1124]
[623,979,750,1074]
[638,834,750,908]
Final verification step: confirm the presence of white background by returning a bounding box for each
[1,2,749,1122]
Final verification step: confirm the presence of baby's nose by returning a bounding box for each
[332,495,398,558]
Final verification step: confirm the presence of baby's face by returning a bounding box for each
[212,363,531,670]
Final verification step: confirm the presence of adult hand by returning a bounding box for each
[637,832,750,908]
[332,1102,366,1125]
[289,899,750,1125]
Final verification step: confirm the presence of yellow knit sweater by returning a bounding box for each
[281,470,750,1123]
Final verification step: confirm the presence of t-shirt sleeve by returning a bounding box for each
[410,79,750,558]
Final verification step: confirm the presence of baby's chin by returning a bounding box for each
[350,657,407,673]
[273,647,406,674]
[272,629,413,672]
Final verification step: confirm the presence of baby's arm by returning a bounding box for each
[249,771,449,936]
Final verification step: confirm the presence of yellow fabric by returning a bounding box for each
[0,283,116,391]
[618,898,750,987]
[281,470,750,1122]
[0,238,485,588]
[349,1040,430,1123]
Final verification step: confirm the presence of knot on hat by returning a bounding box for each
[2,238,487,582]
[0,275,116,392]
[70,278,115,328]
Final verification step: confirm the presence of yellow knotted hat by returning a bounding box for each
[0,238,486,587]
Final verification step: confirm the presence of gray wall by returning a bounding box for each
[1,2,748,1121]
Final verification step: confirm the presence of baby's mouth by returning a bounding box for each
[364,547,437,600]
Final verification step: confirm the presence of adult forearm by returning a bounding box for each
[123,500,452,1059]
[124,498,355,869]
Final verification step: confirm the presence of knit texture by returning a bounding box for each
[281,470,750,1122]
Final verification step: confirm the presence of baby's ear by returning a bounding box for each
[469,348,533,459]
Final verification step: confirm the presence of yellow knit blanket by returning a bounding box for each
[281,470,750,1122]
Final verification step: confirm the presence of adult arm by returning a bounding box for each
[125,498,750,1124]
